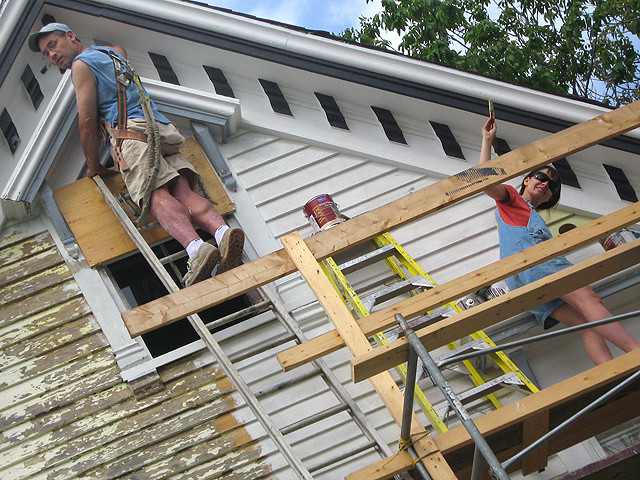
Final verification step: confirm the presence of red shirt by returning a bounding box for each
[495,185,531,227]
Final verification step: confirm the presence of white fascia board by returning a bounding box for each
[1,73,240,203]
[1,72,76,203]
[143,78,241,132]
[0,0,30,52]
[100,0,638,137]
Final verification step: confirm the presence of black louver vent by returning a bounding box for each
[203,66,235,98]
[259,79,292,116]
[429,121,465,159]
[315,93,348,130]
[603,164,638,202]
[371,106,407,144]
[148,52,179,85]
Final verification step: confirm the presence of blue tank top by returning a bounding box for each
[74,46,170,128]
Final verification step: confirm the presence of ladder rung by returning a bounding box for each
[434,372,522,417]
[307,441,378,473]
[435,338,490,365]
[336,243,397,274]
[361,275,432,309]
[280,403,349,435]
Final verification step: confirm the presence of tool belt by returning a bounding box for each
[105,122,148,171]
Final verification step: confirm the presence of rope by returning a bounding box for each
[101,47,163,227]
[133,74,162,226]
[381,431,434,470]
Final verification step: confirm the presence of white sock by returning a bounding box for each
[186,238,204,258]
[214,225,230,246]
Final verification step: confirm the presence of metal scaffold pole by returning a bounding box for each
[395,313,510,480]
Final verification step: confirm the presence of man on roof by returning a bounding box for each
[29,23,244,287]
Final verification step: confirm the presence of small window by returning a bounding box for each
[315,93,348,130]
[429,121,464,159]
[203,66,235,98]
[371,106,407,144]
[0,108,20,154]
[148,52,180,85]
[259,79,292,115]
[603,164,638,202]
[21,65,44,110]
[553,158,580,189]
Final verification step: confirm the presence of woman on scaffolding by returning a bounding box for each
[478,114,640,365]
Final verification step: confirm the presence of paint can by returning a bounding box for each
[599,228,638,251]
[303,194,343,231]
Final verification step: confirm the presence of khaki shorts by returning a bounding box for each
[114,118,197,206]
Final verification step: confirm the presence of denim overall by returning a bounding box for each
[495,196,572,328]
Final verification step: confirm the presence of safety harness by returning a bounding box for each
[96,47,161,226]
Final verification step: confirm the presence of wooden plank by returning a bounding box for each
[0,295,90,349]
[521,412,549,475]
[280,232,458,480]
[121,100,640,337]
[0,246,64,289]
[53,137,235,266]
[0,366,121,430]
[277,201,640,372]
[356,350,640,479]
[345,451,414,480]
[0,231,54,267]
[433,350,640,470]
[351,237,640,383]
[0,280,82,328]
[0,263,73,305]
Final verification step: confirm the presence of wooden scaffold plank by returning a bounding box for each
[121,100,640,337]
[280,232,457,480]
[277,201,640,372]
[351,237,640,383]
[350,348,640,479]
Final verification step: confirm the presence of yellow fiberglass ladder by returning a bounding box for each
[321,231,539,433]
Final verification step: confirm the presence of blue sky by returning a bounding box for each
[201,0,382,34]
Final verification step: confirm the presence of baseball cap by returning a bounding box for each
[28,23,72,52]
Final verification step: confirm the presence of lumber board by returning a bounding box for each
[351,237,640,383]
[345,450,414,480]
[521,412,549,475]
[277,201,640,372]
[53,137,234,266]
[280,232,457,480]
[353,349,640,480]
[121,101,640,337]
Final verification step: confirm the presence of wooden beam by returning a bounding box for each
[356,349,640,479]
[434,349,640,463]
[521,412,549,475]
[121,101,640,336]
[351,237,640,383]
[345,451,413,480]
[280,232,457,480]
[276,202,640,372]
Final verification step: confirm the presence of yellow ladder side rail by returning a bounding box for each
[375,233,539,395]
[321,257,449,434]
[373,235,503,410]
[470,330,540,393]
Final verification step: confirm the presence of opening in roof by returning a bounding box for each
[107,234,261,358]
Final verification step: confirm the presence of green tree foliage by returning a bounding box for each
[342,0,640,106]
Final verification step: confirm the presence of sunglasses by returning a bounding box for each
[530,171,560,194]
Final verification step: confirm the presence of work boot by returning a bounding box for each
[182,243,221,287]
[217,228,245,274]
